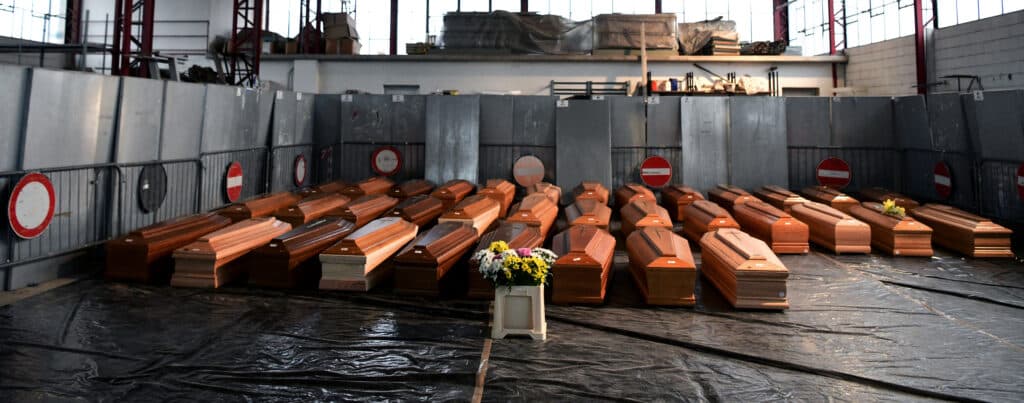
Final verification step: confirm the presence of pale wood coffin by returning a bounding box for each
[550,225,617,304]
[274,193,351,228]
[506,193,559,238]
[681,200,741,243]
[528,182,562,204]
[699,228,790,310]
[341,176,395,198]
[467,223,544,299]
[431,179,476,210]
[218,192,303,222]
[478,179,516,217]
[910,204,1013,258]
[732,200,810,254]
[620,199,673,236]
[708,184,757,213]
[386,194,445,227]
[801,186,859,213]
[106,213,232,284]
[438,195,501,236]
[753,185,810,212]
[614,183,656,208]
[573,181,610,204]
[625,227,697,306]
[660,185,705,221]
[564,199,612,230]
[319,217,419,291]
[393,222,479,296]
[246,218,357,288]
[789,202,871,254]
[388,179,435,200]
[858,187,921,210]
[332,194,399,228]
[848,202,933,256]
[171,217,292,288]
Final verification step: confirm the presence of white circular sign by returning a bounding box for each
[294,154,308,186]
[8,172,57,239]
[371,146,402,176]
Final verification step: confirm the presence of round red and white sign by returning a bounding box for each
[371,146,401,176]
[224,161,244,203]
[639,155,672,188]
[1016,163,1024,200]
[816,157,851,189]
[293,154,308,186]
[513,155,545,187]
[934,161,952,199]
[8,172,56,239]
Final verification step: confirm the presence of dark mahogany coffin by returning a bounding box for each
[106,213,232,283]
[386,194,445,227]
[573,181,610,204]
[171,217,292,288]
[614,183,655,208]
[910,204,1013,258]
[620,199,673,236]
[246,218,357,288]
[660,185,705,221]
[848,202,933,256]
[626,227,697,306]
[506,193,559,238]
[801,186,859,213]
[388,179,435,200]
[550,225,617,304]
[753,185,809,212]
[274,193,351,228]
[438,195,501,236]
[732,200,810,254]
[528,182,562,204]
[431,179,476,210]
[708,184,757,213]
[789,202,871,254]
[681,200,741,243]
[699,228,790,310]
[467,223,545,299]
[478,179,516,217]
[333,194,400,228]
[341,176,395,198]
[858,187,920,210]
[218,192,303,222]
[319,217,419,291]
[564,199,612,230]
[393,222,479,296]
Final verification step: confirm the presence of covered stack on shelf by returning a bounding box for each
[592,14,678,57]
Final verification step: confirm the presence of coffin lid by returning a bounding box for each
[795,201,851,220]
[804,185,854,200]
[225,192,302,216]
[396,221,478,263]
[389,179,435,197]
[737,200,791,219]
[334,216,415,254]
[634,227,694,261]
[552,225,616,267]
[575,181,607,193]
[663,184,702,198]
[690,200,731,218]
[316,180,350,194]
[484,178,514,190]
[442,195,499,219]
[477,222,544,250]
[342,194,399,216]
[570,198,608,217]
[133,213,229,240]
[185,217,291,255]
[714,184,751,195]
[278,193,350,215]
[912,204,1011,233]
[759,185,797,197]
[342,176,395,195]
[390,194,444,217]
[617,183,654,198]
[266,217,356,252]
[710,228,787,272]
[432,179,475,198]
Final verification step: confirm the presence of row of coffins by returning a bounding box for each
[548,184,616,304]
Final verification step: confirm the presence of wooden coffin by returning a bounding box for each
[506,193,559,238]
[314,180,350,195]
[246,218,357,288]
[332,194,399,228]
[910,204,1013,258]
[171,217,292,288]
[801,186,859,213]
[660,185,705,221]
[431,179,476,210]
[274,193,351,228]
[620,199,673,236]
[467,223,544,299]
[527,182,563,204]
[573,181,610,204]
[218,192,303,222]
[106,213,232,283]
[753,185,810,212]
[708,184,757,213]
[478,179,516,217]
[699,228,790,310]
[438,195,501,236]
[393,222,479,296]
[681,200,741,243]
[564,199,612,230]
[789,202,871,254]
[550,225,617,304]
[388,179,435,200]
[614,183,656,208]
[848,202,933,256]
[386,194,445,227]
[858,187,921,210]
[341,176,395,198]
[732,201,810,255]
[626,227,697,306]
[319,217,419,291]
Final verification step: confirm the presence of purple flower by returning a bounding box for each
[517,248,532,257]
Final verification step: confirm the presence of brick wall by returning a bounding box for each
[844,35,917,96]
[933,10,1024,92]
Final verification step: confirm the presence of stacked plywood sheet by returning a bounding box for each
[699,228,790,310]
[528,182,562,204]
[565,199,612,229]
[431,179,476,210]
[106,213,232,283]
[660,185,704,221]
[246,218,357,288]
[910,204,1013,258]
[848,202,933,256]
[550,225,616,304]
[507,193,559,238]
[753,185,809,212]
[681,200,741,242]
[388,179,435,200]
[438,195,501,236]
[218,192,302,222]
[626,227,697,306]
[393,222,479,296]
[614,183,655,208]
[789,202,871,254]
[858,187,920,210]
[274,193,351,227]
[573,181,610,204]
[708,184,757,213]
[334,194,399,228]
[467,223,544,299]
[386,194,445,227]
[171,217,292,288]
[732,200,810,254]
[620,199,673,236]
[319,217,418,291]
[341,176,395,198]
[478,179,516,217]
[801,186,859,213]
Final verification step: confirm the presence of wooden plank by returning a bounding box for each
[273,193,351,228]
[564,199,612,230]
[848,202,933,256]
[708,184,757,213]
[660,185,704,221]
[620,199,673,236]
[431,179,476,210]
[910,204,1013,258]
[438,195,501,236]
[732,200,810,254]
[801,186,859,213]
[246,218,357,288]
[319,217,419,291]
[171,217,292,288]
[626,227,697,306]
[393,222,479,296]
[527,181,562,204]
[385,194,445,228]
[106,213,232,284]
[388,179,435,200]
[753,185,809,212]
[467,223,544,299]
[573,181,610,204]
[342,176,396,198]
[218,192,303,222]
[478,179,516,217]
[789,202,871,254]
[857,187,920,210]
[614,183,655,208]
[699,228,789,310]
[332,194,400,228]
[506,193,559,238]
[681,200,741,243]
[550,225,616,304]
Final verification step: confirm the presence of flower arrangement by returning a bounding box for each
[881,199,906,218]
[471,241,557,288]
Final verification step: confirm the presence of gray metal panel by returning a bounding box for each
[514,96,557,146]
[390,95,426,143]
[728,97,788,189]
[787,148,829,191]
[679,97,728,192]
[270,145,314,192]
[610,95,645,147]
[201,85,243,152]
[340,143,425,183]
[480,95,514,145]
[313,94,341,147]
[832,97,894,148]
[963,90,1024,161]
[22,70,119,169]
[200,149,268,211]
[115,76,164,163]
[160,81,205,160]
[892,95,933,150]
[272,91,299,146]
[556,99,612,201]
[295,93,315,145]
[112,161,199,236]
[612,148,646,190]
[341,95,391,143]
[241,88,261,147]
[12,167,112,262]
[832,148,899,193]
[926,93,971,152]
[979,161,1024,225]
[479,145,555,184]
[902,150,976,211]
[646,96,681,147]
[0,64,30,172]
[785,97,830,147]
[255,86,277,147]
[425,95,480,184]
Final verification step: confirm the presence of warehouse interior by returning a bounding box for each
[0,0,1022,401]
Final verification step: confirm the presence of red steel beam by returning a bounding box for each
[773,0,788,43]
[521,0,527,13]
[828,0,837,91]
[655,0,662,14]
[914,0,927,94]
[390,0,398,55]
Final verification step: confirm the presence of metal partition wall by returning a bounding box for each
[679,97,729,192]
[199,86,267,212]
[785,97,832,190]
[340,95,426,182]
[425,95,479,184]
[729,97,788,190]
[479,96,557,185]
[556,99,612,203]
[610,96,647,190]
[963,90,1024,225]
[313,94,342,184]
[645,96,682,191]
[269,90,315,192]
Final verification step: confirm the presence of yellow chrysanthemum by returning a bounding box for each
[489,241,509,253]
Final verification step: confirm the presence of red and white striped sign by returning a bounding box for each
[816,157,851,189]
[224,161,243,202]
[934,161,952,199]
[513,155,545,187]
[8,172,56,239]
[293,154,307,186]
[640,156,672,188]
[1016,163,1024,200]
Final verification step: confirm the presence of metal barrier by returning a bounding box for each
[199,147,269,212]
[268,144,315,192]
[339,142,425,183]
[112,159,202,237]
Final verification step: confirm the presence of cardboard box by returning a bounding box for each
[322,12,359,40]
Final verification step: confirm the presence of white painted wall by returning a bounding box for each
[932,10,1024,92]
[844,35,917,96]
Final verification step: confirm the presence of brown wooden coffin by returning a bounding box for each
[478,179,516,217]
[801,186,859,213]
[858,187,921,210]
[660,185,705,221]
[388,179,435,200]
[789,202,871,254]
[848,202,933,256]
[246,218,357,288]
[385,194,445,227]
[527,182,563,204]
[171,217,292,288]
[550,225,617,304]
[620,199,673,236]
[467,223,544,299]
[708,184,757,213]
[573,181,610,204]
[319,217,419,291]
[732,201,810,254]
[910,204,1013,258]
[106,213,232,284]
[626,227,697,306]
[218,192,303,222]
[681,200,741,243]
[431,179,476,210]
[393,222,479,296]
[564,199,612,230]
[699,228,789,310]
[506,193,559,238]
[273,193,351,228]
[438,195,501,236]
[331,194,399,228]
[614,183,656,208]
[753,185,810,212]
[314,180,350,195]
[341,176,395,198]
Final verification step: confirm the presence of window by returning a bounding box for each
[0,0,67,43]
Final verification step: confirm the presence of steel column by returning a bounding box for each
[390,0,399,55]
[773,0,788,43]
[111,0,155,77]
[655,0,662,14]
[828,0,837,92]
[521,0,527,13]
[228,0,263,86]
[914,0,927,95]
